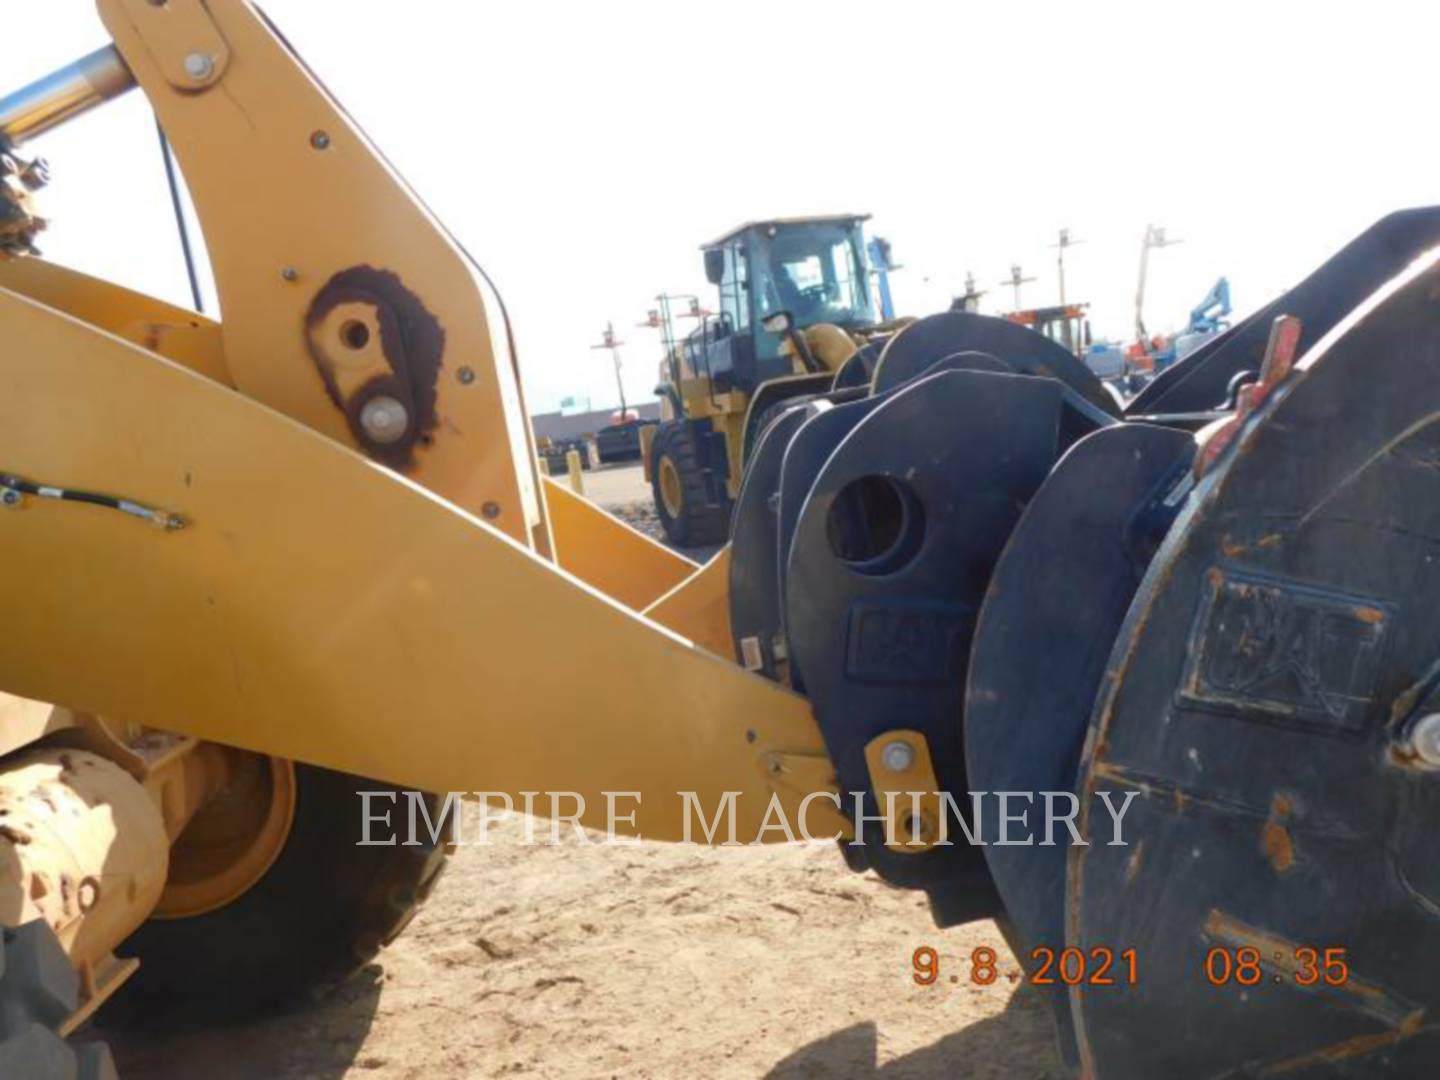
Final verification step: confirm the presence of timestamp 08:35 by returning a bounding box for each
[911,945,1139,988]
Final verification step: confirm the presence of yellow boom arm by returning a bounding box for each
[0,0,843,842]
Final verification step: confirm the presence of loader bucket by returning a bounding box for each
[730,212,1440,1076]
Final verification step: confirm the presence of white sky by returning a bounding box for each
[13,1,1440,413]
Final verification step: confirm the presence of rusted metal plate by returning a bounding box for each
[1070,253,1440,1077]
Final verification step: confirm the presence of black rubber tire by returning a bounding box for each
[0,921,116,1079]
[112,764,449,1025]
[650,421,731,547]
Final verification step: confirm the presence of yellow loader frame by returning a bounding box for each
[0,0,843,843]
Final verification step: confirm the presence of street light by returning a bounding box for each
[1051,228,1083,306]
[999,264,1037,311]
[590,321,629,423]
[1136,224,1183,345]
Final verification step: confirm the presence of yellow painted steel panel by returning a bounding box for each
[0,289,829,842]
[544,478,696,612]
[99,0,547,546]
[643,548,734,659]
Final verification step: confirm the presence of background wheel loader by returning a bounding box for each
[647,215,902,547]
[3,3,1440,1078]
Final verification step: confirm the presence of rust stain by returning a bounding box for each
[1090,761,1144,792]
[1090,761,1126,782]
[1259,1011,1426,1075]
[1262,820,1294,873]
[1124,839,1145,884]
[1354,606,1386,624]
[1262,793,1296,873]
[305,265,446,469]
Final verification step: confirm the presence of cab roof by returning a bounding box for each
[701,214,871,251]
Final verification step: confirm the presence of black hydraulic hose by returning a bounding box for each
[1,474,185,530]
[155,120,204,314]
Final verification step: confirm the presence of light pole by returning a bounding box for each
[590,321,627,422]
[642,294,706,396]
[1000,264,1037,311]
[955,272,985,313]
[1052,228,1082,306]
[1135,224,1182,346]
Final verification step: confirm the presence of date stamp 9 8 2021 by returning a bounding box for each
[912,946,1138,988]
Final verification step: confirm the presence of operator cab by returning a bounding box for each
[689,215,876,393]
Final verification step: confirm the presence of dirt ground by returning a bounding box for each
[105,474,1065,1079]
[109,809,1064,1079]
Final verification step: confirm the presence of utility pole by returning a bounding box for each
[1135,224,1182,346]
[590,321,627,421]
[1000,264,1036,311]
[640,303,672,360]
[1052,228,1082,306]
[644,294,705,395]
[955,272,985,313]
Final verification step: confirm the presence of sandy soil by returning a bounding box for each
[110,808,1064,1079]
[106,477,1064,1079]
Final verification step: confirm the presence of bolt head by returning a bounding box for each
[1412,714,1440,767]
[281,267,299,282]
[359,396,409,445]
[310,130,331,150]
[183,52,215,81]
[457,366,476,385]
[880,740,916,773]
[481,501,501,520]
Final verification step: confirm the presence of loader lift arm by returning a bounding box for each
[0,0,843,842]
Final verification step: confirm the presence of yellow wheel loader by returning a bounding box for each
[648,216,900,547]
[3,4,1440,1078]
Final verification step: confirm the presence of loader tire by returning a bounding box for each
[115,764,449,1024]
[0,921,116,1080]
[651,422,730,547]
